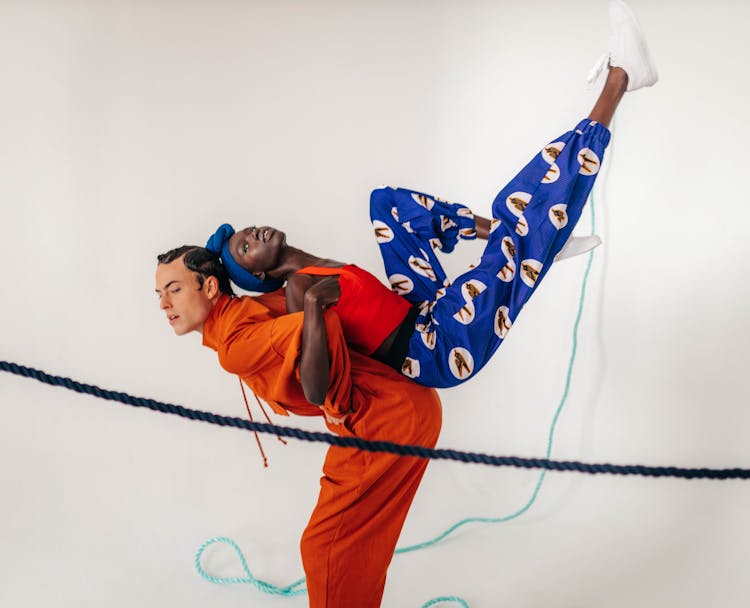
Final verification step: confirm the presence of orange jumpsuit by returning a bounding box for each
[202,292,443,608]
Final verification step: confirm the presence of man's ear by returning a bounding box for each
[204,275,220,299]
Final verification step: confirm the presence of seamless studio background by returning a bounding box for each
[2,1,750,607]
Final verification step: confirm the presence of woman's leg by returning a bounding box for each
[387,0,657,387]
[397,0,660,388]
[402,119,610,386]
[369,186,477,304]
[588,67,628,127]
[399,68,633,387]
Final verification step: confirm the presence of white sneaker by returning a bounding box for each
[587,0,658,92]
[554,235,602,262]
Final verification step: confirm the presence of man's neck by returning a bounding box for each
[197,293,226,335]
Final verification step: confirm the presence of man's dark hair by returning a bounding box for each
[157,245,235,296]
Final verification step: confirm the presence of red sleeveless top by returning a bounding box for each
[296,264,412,355]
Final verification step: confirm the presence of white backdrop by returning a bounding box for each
[2,1,750,607]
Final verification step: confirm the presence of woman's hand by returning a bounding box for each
[286,274,340,313]
[303,276,340,309]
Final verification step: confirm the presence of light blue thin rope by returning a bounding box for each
[195,183,604,608]
[193,538,468,606]
[421,597,471,608]
[194,537,307,596]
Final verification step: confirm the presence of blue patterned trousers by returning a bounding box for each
[370,118,611,388]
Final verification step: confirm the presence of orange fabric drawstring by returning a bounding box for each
[252,392,288,446]
[238,378,288,467]
[238,377,269,467]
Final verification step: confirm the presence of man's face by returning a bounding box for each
[155,257,217,335]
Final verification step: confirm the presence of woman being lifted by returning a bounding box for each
[206,0,656,391]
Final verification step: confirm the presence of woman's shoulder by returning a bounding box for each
[296,259,347,275]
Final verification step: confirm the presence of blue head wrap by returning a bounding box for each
[205,223,284,293]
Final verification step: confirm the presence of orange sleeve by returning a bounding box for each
[215,302,353,416]
[214,302,285,380]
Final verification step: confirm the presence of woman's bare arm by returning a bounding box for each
[299,276,341,405]
[286,273,316,313]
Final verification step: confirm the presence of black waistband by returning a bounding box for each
[382,305,419,371]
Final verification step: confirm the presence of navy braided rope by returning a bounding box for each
[1,360,748,480]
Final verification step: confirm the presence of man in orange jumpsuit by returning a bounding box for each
[155,245,442,608]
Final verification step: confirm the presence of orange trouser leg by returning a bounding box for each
[301,386,442,608]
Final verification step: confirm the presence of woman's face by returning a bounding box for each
[228,225,287,279]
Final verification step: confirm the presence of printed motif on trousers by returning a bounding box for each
[452,279,488,325]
